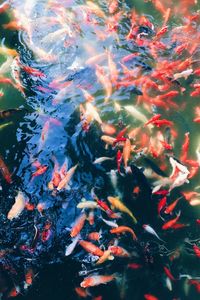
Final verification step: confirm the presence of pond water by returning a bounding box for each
[0,1,200,300]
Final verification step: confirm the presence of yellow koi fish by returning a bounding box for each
[107,196,137,223]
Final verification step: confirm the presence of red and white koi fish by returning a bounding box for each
[163,266,176,281]
[109,245,131,257]
[80,274,116,288]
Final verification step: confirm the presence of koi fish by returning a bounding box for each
[0,154,12,183]
[96,199,117,218]
[173,69,193,80]
[110,226,137,240]
[163,266,176,281]
[108,0,119,14]
[107,196,137,223]
[162,212,181,230]
[152,119,173,127]
[57,164,78,191]
[144,294,159,300]
[25,269,34,286]
[0,108,25,119]
[101,217,118,228]
[31,165,48,179]
[95,65,112,102]
[101,123,116,135]
[0,121,13,131]
[85,102,103,125]
[70,213,87,238]
[80,274,116,288]
[88,232,101,241]
[193,245,200,258]
[79,240,104,257]
[0,1,10,14]
[2,20,23,30]
[75,287,88,298]
[123,138,131,169]
[159,140,173,150]
[21,64,45,78]
[96,250,114,265]
[188,279,200,293]
[180,132,190,162]
[124,105,148,124]
[109,245,130,257]
[164,197,181,214]
[7,191,26,220]
[93,157,114,164]
[77,201,98,209]
[128,263,142,269]
[143,224,164,242]
[101,135,116,145]
[116,150,122,173]
[157,196,167,216]
[7,286,20,298]
[65,235,80,256]
[107,50,118,84]
[0,46,18,57]
[144,114,161,126]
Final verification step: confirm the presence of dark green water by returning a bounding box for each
[0,1,200,299]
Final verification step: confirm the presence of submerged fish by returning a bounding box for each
[80,274,116,288]
[7,191,26,220]
[107,196,137,223]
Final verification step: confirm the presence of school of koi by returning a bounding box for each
[0,0,200,299]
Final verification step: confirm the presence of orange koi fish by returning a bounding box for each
[123,138,131,168]
[79,240,104,257]
[70,213,87,238]
[180,132,190,162]
[110,226,137,240]
[31,165,48,179]
[2,21,23,30]
[88,232,101,241]
[164,197,181,214]
[162,212,181,230]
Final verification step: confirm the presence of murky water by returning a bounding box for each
[0,0,200,299]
